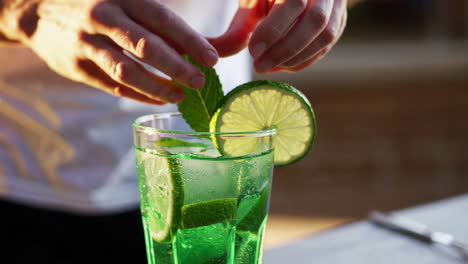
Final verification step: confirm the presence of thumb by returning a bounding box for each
[208,1,270,57]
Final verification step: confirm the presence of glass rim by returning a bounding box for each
[133,112,277,137]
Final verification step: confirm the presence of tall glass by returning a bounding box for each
[133,112,276,264]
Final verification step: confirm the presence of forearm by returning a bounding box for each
[0,0,38,45]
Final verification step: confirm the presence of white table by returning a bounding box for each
[265,194,468,264]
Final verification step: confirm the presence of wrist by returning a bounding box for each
[0,0,40,44]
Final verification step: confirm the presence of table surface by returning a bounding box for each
[264,193,468,264]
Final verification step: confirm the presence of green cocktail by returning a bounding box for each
[133,113,276,264]
[133,77,317,263]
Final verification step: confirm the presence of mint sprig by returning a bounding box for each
[176,56,224,133]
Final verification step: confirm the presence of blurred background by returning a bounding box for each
[258,0,468,247]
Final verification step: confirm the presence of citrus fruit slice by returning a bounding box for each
[237,186,270,232]
[235,231,260,264]
[154,138,209,149]
[139,152,184,242]
[154,138,209,155]
[181,198,237,229]
[210,80,316,166]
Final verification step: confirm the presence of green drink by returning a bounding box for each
[133,113,276,264]
[133,77,317,263]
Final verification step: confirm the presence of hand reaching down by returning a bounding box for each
[210,0,348,73]
[1,0,220,104]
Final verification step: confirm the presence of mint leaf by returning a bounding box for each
[176,56,224,133]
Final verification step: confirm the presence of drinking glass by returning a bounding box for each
[133,112,276,264]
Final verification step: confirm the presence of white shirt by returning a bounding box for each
[0,0,252,214]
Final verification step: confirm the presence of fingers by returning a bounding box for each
[277,48,328,72]
[121,0,218,67]
[75,60,165,105]
[269,8,346,73]
[88,5,205,90]
[207,0,274,57]
[248,0,308,58]
[254,0,334,73]
[280,0,347,68]
[80,34,184,103]
[207,6,260,57]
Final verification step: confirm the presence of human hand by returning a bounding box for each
[209,0,347,73]
[6,0,219,104]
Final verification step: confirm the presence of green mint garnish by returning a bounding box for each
[176,56,224,133]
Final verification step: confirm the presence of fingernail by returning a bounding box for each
[256,59,274,73]
[251,42,266,58]
[191,74,205,89]
[203,50,218,66]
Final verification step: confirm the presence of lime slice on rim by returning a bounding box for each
[210,80,316,166]
[181,198,237,229]
[140,153,184,242]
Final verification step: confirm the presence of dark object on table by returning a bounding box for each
[369,211,468,262]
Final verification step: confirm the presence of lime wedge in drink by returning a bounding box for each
[181,198,238,229]
[155,138,209,149]
[210,80,316,166]
[237,187,270,232]
[154,138,210,155]
[141,154,184,242]
[235,231,259,264]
